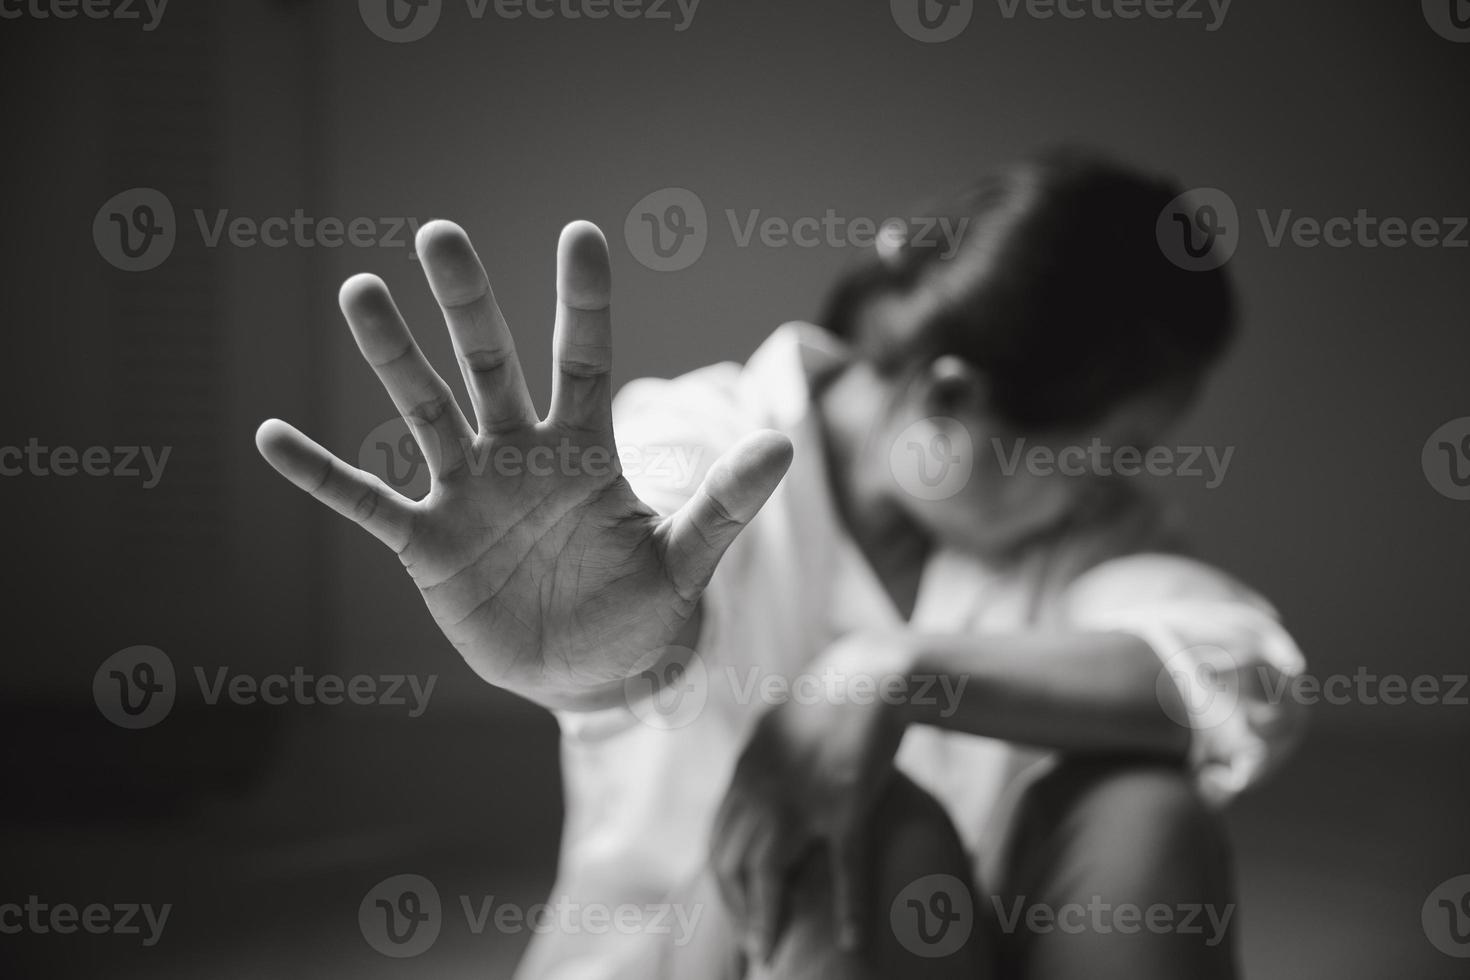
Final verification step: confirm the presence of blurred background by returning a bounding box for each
[1,0,1467,976]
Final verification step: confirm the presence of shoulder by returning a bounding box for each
[1066,551,1277,615]
[612,322,840,443]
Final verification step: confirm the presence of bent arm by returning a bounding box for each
[896,629,1192,759]
[882,553,1308,804]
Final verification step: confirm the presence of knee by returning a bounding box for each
[1054,760,1224,857]
[1005,757,1235,906]
[996,761,1239,980]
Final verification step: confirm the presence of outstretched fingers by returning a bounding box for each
[255,419,415,552]
[340,273,474,480]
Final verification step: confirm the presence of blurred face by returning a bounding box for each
[822,279,1196,560]
[868,361,1186,558]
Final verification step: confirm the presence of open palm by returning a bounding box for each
[256,221,791,711]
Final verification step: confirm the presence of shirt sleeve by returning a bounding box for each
[1061,552,1309,805]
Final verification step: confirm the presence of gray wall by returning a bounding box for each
[1,1,1467,977]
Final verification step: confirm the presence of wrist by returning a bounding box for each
[900,633,993,731]
[890,633,975,729]
[816,630,923,729]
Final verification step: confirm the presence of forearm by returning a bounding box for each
[895,630,1191,760]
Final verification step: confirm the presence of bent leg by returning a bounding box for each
[657,773,992,980]
[756,773,992,979]
[990,757,1239,980]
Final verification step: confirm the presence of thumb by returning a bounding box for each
[662,430,793,595]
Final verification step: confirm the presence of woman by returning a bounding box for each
[256,150,1305,978]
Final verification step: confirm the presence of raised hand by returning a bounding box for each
[255,220,792,710]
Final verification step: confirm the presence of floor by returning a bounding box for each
[3,709,1466,978]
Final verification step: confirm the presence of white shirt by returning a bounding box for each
[518,323,1307,980]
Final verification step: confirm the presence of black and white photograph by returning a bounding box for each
[1,1,1467,977]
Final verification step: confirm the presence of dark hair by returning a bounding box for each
[818,149,1236,429]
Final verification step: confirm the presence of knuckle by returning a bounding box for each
[462,347,514,377]
[348,485,381,525]
[406,391,455,427]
